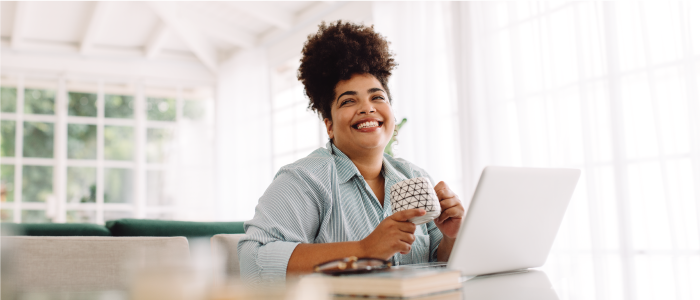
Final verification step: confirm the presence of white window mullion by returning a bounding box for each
[175,86,183,213]
[13,76,24,223]
[96,80,105,224]
[134,84,146,219]
[603,3,637,300]
[54,77,67,223]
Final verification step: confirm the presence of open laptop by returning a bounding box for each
[402,166,580,276]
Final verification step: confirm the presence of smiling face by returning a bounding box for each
[324,73,396,157]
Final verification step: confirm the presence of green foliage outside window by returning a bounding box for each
[105,94,134,119]
[104,126,134,160]
[67,124,97,159]
[1,164,14,202]
[105,168,132,203]
[1,87,17,112]
[22,210,51,223]
[1,121,16,157]
[68,92,97,117]
[183,100,206,121]
[67,167,96,203]
[23,122,54,158]
[24,88,55,115]
[147,128,174,163]
[22,166,53,203]
[147,97,176,121]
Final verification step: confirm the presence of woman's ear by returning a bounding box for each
[324,118,334,140]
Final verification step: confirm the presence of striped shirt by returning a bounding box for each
[238,141,444,284]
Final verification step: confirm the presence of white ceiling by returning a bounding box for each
[0,1,328,77]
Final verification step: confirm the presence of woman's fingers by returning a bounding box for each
[434,181,456,200]
[436,206,465,224]
[439,197,462,211]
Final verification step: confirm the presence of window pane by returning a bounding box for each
[1,87,17,112]
[23,122,54,158]
[2,164,15,202]
[22,165,53,203]
[105,94,134,119]
[147,170,173,205]
[67,210,95,223]
[105,168,132,203]
[0,209,12,222]
[67,92,97,117]
[67,167,96,203]
[147,97,176,121]
[1,120,15,157]
[183,100,207,121]
[24,88,55,115]
[105,210,132,222]
[147,128,175,163]
[21,210,51,223]
[104,125,133,160]
[67,124,97,159]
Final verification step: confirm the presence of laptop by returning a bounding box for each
[401,166,580,276]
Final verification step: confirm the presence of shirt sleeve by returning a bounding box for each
[427,219,444,262]
[237,167,324,284]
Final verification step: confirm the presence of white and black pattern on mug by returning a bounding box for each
[389,177,441,225]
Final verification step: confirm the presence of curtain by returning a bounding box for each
[216,49,273,221]
[451,2,700,300]
[373,2,465,198]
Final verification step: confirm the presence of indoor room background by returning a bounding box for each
[1,2,699,299]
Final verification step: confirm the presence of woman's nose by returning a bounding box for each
[358,100,376,114]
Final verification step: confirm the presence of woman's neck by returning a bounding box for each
[335,143,384,181]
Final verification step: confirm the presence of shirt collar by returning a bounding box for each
[327,141,362,183]
[327,141,408,185]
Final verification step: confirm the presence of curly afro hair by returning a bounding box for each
[297,20,398,121]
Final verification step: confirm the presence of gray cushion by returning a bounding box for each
[210,234,246,279]
[1,236,189,292]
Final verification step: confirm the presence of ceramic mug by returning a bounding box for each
[389,177,441,225]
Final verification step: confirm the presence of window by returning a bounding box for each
[270,58,326,174]
[0,76,215,223]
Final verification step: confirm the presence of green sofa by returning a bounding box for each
[1,219,246,239]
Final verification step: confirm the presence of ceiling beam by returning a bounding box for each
[80,2,112,54]
[144,22,169,59]
[148,2,218,74]
[225,2,293,31]
[11,2,29,49]
[180,9,255,48]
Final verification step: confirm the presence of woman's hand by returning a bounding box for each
[359,209,426,260]
[434,181,465,239]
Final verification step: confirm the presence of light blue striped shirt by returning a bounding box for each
[238,141,443,284]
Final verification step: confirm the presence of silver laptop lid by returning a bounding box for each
[448,166,580,276]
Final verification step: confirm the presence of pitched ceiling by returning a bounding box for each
[0,1,324,75]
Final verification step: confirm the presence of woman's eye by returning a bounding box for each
[341,99,353,106]
[373,96,385,101]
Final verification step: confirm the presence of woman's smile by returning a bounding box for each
[352,118,385,132]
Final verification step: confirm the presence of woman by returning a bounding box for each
[238,21,465,284]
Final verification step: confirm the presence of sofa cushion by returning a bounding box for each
[1,223,112,236]
[1,236,189,292]
[211,234,246,279]
[106,219,245,238]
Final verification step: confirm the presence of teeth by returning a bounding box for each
[357,121,379,129]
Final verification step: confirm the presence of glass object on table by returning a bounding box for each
[67,124,97,159]
[147,97,176,121]
[24,88,55,115]
[1,120,15,157]
[146,128,174,163]
[105,168,133,203]
[21,210,51,223]
[23,122,54,158]
[2,164,15,202]
[1,86,17,112]
[67,167,96,203]
[67,92,97,117]
[104,126,134,160]
[66,210,96,223]
[105,94,134,119]
[22,166,52,203]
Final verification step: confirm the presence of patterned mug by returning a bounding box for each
[389,177,441,225]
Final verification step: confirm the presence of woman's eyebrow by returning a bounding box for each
[368,87,386,94]
[336,91,357,102]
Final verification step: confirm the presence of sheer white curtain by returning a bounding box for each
[216,49,272,221]
[373,2,465,198]
[451,2,700,300]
